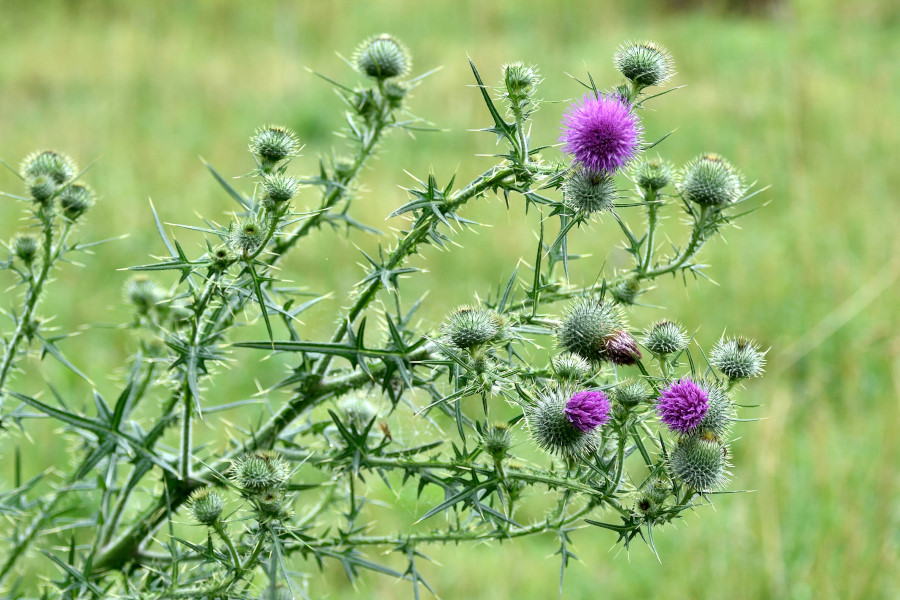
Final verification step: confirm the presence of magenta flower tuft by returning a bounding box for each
[560,94,643,173]
[564,390,611,433]
[656,378,709,434]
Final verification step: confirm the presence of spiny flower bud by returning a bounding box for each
[59,183,94,221]
[633,476,671,517]
[383,81,408,110]
[229,218,265,255]
[710,336,766,381]
[354,34,411,80]
[261,173,300,206]
[604,329,642,366]
[633,157,674,192]
[339,394,378,430]
[642,320,688,356]
[613,379,649,409]
[610,278,641,305]
[250,125,300,170]
[28,175,56,203]
[527,388,608,457]
[656,378,708,435]
[695,380,736,440]
[551,352,591,382]
[668,436,730,492]
[557,298,623,363]
[502,62,539,99]
[251,487,290,520]
[561,167,616,215]
[613,41,674,88]
[230,451,290,491]
[210,244,237,270]
[188,488,224,526]
[677,153,744,207]
[124,276,163,315]
[20,150,77,184]
[479,422,512,462]
[12,234,39,265]
[442,306,501,350]
[332,156,356,181]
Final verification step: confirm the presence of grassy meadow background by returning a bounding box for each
[1,0,899,597]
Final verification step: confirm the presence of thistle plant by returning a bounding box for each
[0,38,767,598]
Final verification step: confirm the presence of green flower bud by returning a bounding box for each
[613,379,649,409]
[668,436,730,492]
[710,336,766,381]
[613,41,674,88]
[250,125,300,170]
[562,167,616,215]
[527,388,599,457]
[21,150,77,184]
[677,153,744,207]
[210,244,237,270]
[633,476,671,518]
[695,380,736,440]
[59,183,94,221]
[251,487,290,521]
[442,306,501,350]
[502,62,539,99]
[229,218,265,255]
[188,488,224,526]
[261,173,300,206]
[332,156,356,181]
[551,352,591,382]
[124,276,163,315]
[383,81,408,110]
[633,157,674,192]
[557,299,624,363]
[229,451,290,491]
[354,34,411,80]
[339,393,378,430]
[642,320,688,356]
[28,175,56,203]
[12,234,40,265]
[479,422,512,462]
[610,277,641,305]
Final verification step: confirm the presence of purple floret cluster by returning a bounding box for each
[564,390,611,432]
[656,378,709,434]
[560,94,642,174]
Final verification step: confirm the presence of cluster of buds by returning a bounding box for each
[228,450,292,521]
[18,150,94,221]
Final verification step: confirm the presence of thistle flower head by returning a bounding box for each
[442,306,501,350]
[695,380,736,439]
[563,390,611,432]
[561,167,616,215]
[560,94,643,174]
[229,217,265,255]
[188,488,224,526]
[633,157,675,192]
[354,34,411,80]
[656,378,709,434]
[124,276,163,315]
[250,487,290,520]
[21,150,77,184]
[12,234,39,265]
[604,329,642,366]
[479,422,512,461]
[633,476,671,517]
[527,388,603,457]
[710,336,766,381]
[614,41,674,88]
[28,175,56,204]
[668,436,730,492]
[261,173,300,206]
[503,62,539,98]
[643,320,688,356]
[229,451,290,491]
[613,379,649,409]
[677,153,744,207]
[250,125,300,169]
[551,352,591,382]
[210,244,237,270]
[59,183,94,221]
[557,298,624,363]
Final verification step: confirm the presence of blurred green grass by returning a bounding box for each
[1,0,899,598]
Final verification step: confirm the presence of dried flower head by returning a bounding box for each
[560,94,643,173]
[656,378,709,434]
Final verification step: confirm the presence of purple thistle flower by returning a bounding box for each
[604,329,642,366]
[564,390,611,433]
[656,378,709,434]
[560,94,643,173]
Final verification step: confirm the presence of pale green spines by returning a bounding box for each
[229,218,264,255]
[28,175,56,204]
[443,306,501,350]
[527,388,598,457]
[557,299,623,363]
[188,488,224,526]
[633,157,674,192]
[668,436,730,492]
[355,34,411,80]
[710,337,766,381]
[20,150,77,185]
[250,125,300,171]
[614,41,674,89]
[59,183,94,221]
[479,422,512,461]
[124,276,163,315]
[229,451,290,491]
[551,352,591,382]
[678,153,744,207]
[261,173,300,207]
[642,319,688,356]
[613,379,649,409]
[696,381,736,439]
[12,234,39,265]
[562,168,616,215]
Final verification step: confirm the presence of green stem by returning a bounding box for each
[639,205,710,280]
[213,521,241,571]
[640,188,659,272]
